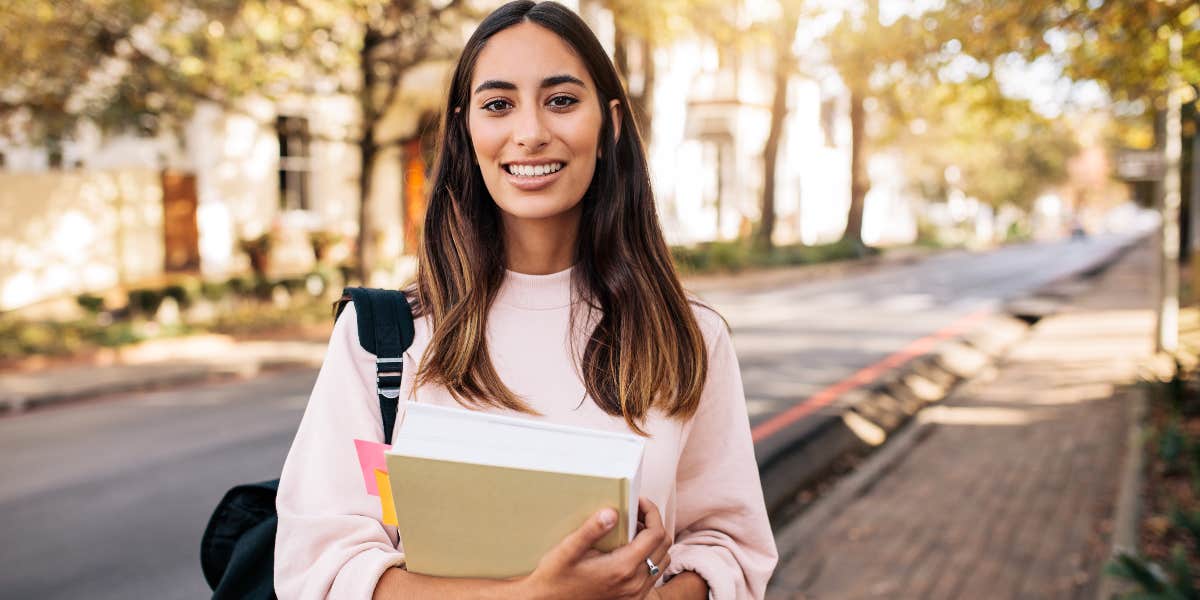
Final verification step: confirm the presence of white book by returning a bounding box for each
[385,402,646,578]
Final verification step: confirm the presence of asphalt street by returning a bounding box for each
[0,233,1139,599]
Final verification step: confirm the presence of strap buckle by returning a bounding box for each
[376,356,403,399]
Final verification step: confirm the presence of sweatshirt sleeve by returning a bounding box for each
[275,303,405,599]
[663,315,779,600]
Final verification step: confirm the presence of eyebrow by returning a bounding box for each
[472,74,586,95]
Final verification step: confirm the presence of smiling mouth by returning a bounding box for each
[504,162,565,177]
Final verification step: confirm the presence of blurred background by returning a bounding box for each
[0,1,1197,599]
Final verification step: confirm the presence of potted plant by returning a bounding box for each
[309,230,343,263]
[238,233,275,278]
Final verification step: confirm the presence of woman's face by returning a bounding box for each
[467,22,615,226]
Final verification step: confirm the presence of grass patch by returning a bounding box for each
[671,238,874,276]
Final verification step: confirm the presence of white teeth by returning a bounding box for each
[507,162,563,177]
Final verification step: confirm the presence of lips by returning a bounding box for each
[502,160,567,191]
[505,161,565,177]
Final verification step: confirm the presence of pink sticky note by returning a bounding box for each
[354,439,391,496]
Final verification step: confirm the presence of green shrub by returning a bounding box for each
[1005,221,1031,243]
[253,278,274,300]
[1160,419,1186,473]
[200,280,229,302]
[127,288,165,317]
[0,319,94,358]
[671,238,874,275]
[76,293,105,314]
[1170,506,1200,548]
[670,245,710,273]
[280,276,307,295]
[671,240,752,274]
[708,240,751,272]
[1106,546,1197,599]
[162,284,189,309]
[337,264,358,287]
[162,277,202,309]
[93,321,142,347]
[227,275,256,296]
[916,220,945,247]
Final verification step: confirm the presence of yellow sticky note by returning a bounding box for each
[375,469,397,526]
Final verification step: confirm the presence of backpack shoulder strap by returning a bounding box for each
[337,288,416,445]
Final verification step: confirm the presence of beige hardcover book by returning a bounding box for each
[385,402,645,579]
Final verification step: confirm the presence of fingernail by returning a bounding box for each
[598,509,616,529]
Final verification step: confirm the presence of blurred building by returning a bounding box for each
[649,34,855,246]
[0,0,920,312]
[0,58,449,311]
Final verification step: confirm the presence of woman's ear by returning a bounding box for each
[599,99,622,158]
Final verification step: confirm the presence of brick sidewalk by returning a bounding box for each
[768,241,1156,600]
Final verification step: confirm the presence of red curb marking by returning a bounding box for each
[750,307,995,444]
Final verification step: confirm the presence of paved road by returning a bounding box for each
[709,233,1139,464]
[0,374,314,600]
[0,233,1140,599]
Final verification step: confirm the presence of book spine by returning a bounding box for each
[620,477,630,544]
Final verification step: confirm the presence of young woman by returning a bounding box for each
[274,2,778,598]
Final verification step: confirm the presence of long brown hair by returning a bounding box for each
[414,0,707,435]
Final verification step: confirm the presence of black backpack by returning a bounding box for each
[200,287,416,599]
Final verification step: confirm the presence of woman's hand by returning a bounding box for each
[518,497,672,600]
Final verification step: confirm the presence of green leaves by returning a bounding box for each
[934,0,1199,102]
[1105,550,1172,596]
[1104,546,1198,600]
[2,0,357,143]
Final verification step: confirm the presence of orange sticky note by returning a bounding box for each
[375,469,397,526]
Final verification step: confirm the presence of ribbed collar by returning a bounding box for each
[495,265,576,310]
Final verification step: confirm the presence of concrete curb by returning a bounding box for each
[760,236,1146,524]
[759,312,1028,520]
[1094,384,1148,600]
[770,403,942,577]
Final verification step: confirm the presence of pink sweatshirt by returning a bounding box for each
[275,267,778,599]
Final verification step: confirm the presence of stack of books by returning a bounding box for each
[358,402,646,579]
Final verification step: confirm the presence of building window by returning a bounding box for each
[276,115,311,211]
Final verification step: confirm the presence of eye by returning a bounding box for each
[547,95,579,110]
[482,98,512,112]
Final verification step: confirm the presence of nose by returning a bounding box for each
[512,104,550,152]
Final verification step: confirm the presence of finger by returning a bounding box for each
[650,530,672,565]
[651,547,671,576]
[551,508,619,564]
[638,497,664,532]
[634,550,672,597]
[632,497,669,556]
[643,531,671,581]
[607,516,666,566]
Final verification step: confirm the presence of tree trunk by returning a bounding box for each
[612,26,654,144]
[842,84,869,249]
[1181,95,1196,264]
[613,27,629,80]
[357,128,377,285]
[355,32,380,285]
[632,37,655,143]
[758,54,789,251]
[1158,33,1182,353]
